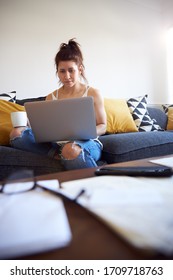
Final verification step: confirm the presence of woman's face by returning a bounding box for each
[57,61,81,87]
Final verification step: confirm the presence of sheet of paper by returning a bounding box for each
[0,180,72,259]
[61,176,163,206]
[61,176,173,254]
[150,156,173,168]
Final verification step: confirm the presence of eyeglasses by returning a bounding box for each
[0,169,86,202]
[0,170,37,195]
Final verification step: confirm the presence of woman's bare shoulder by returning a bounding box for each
[46,90,57,101]
[88,87,103,102]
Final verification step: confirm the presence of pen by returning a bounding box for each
[73,189,86,202]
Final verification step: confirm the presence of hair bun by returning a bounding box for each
[68,38,80,52]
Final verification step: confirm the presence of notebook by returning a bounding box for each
[24,97,97,143]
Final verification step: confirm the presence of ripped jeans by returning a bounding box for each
[10,128,103,170]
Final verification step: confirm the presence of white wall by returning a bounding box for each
[162,0,173,28]
[0,0,170,103]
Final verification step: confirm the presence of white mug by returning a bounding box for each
[11,111,27,127]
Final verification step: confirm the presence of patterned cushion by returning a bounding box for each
[162,104,173,115]
[0,91,16,103]
[16,96,46,105]
[127,95,163,132]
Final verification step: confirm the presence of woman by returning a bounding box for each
[10,39,107,170]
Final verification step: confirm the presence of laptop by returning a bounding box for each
[24,96,97,143]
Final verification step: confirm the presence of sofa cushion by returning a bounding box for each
[0,146,64,180]
[104,98,138,133]
[16,96,46,105]
[147,107,167,130]
[167,107,173,130]
[0,100,25,145]
[100,131,173,163]
[162,104,173,114]
[127,95,163,132]
[0,91,16,102]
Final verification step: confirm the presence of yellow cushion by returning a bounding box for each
[167,107,173,130]
[0,100,25,145]
[104,98,138,133]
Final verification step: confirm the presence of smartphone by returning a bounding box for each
[95,165,172,177]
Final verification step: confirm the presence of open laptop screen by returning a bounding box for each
[24,97,97,143]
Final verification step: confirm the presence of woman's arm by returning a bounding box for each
[89,88,107,136]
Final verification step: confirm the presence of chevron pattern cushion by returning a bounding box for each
[127,95,163,132]
[162,104,173,114]
[0,91,16,103]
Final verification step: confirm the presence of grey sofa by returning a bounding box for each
[0,98,173,181]
[101,106,173,163]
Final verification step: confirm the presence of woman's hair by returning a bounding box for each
[55,38,88,83]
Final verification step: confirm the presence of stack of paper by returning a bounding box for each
[150,156,173,168]
[61,175,173,255]
[0,180,72,259]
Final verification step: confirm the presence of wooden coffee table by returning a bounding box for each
[21,156,173,260]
